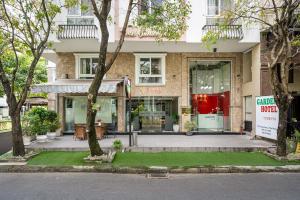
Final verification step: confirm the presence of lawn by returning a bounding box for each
[27,151,89,166]
[27,151,300,167]
[113,152,300,167]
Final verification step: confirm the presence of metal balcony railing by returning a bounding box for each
[57,25,98,39]
[202,25,243,39]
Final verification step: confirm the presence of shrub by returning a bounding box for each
[113,139,123,152]
[184,120,197,132]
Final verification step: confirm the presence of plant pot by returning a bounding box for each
[47,132,56,140]
[186,131,193,136]
[23,136,31,146]
[36,135,47,143]
[173,124,179,132]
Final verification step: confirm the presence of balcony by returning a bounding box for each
[57,25,98,39]
[202,25,243,40]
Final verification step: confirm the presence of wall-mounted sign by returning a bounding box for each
[255,96,279,140]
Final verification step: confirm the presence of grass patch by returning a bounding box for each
[113,152,300,167]
[27,151,300,168]
[27,151,90,166]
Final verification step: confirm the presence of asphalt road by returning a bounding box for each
[0,132,12,155]
[0,173,299,200]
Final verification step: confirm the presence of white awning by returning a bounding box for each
[31,79,123,94]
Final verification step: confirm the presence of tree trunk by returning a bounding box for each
[11,111,25,156]
[86,72,105,156]
[86,92,104,156]
[275,91,290,156]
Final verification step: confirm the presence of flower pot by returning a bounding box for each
[36,135,47,143]
[23,136,31,146]
[186,131,194,136]
[47,132,56,140]
[173,124,179,132]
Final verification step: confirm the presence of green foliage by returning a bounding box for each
[23,107,60,135]
[44,110,60,132]
[172,114,179,124]
[184,120,197,132]
[135,0,191,41]
[25,107,49,135]
[112,139,123,152]
[0,52,47,97]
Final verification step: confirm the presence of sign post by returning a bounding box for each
[255,96,279,140]
[124,76,132,146]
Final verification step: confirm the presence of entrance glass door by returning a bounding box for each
[189,61,231,132]
[129,97,178,132]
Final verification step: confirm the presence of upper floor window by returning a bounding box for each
[75,54,99,79]
[67,0,94,25]
[135,53,166,85]
[207,0,220,16]
[138,0,163,15]
[207,0,232,16]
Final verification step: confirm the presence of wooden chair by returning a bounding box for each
[95,124,106,140]
[74,124,87,140]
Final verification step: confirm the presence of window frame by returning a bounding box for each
[67,0,94,25]
[207,0,221,17]
[75,54,100,79]
[134,53,166,86]
[138,0,163,15]
[67,0,93,17]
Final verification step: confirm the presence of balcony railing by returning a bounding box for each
[57,25,98,39]
[202,25,243,39]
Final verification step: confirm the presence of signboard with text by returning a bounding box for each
[255,96,279,140]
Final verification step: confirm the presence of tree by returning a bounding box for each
[0,53,48,97]
[85,0,191,156]
[202,0,300,156]
[0,0,63,156]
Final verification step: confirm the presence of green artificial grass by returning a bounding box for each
[113,152,300,167]
[27,151,89,166]
[27,151,300,167]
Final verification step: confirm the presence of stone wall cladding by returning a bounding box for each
[56,53,76,79]
[55,52,243,132]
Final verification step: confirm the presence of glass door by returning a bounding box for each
[190,61,231,132]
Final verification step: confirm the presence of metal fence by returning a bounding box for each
[202,25,243,40]
[57,25,98,39]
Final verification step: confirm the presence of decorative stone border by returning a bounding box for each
[0,164,300,174]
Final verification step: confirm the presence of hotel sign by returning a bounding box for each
[255,96,279,140]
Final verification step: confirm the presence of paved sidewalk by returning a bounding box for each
[27,135,274,152]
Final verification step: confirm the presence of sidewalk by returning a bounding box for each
[27,135,275,152]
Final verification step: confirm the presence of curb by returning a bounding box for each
[1,165,300,174]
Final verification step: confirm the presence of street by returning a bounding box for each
[0,173,299,200]
[0,132,11,155]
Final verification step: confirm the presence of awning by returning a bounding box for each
[31,79,123,94]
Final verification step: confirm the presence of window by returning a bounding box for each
[207,0,220,16]
[67,0,94,25]
[138,0,163,15]
[135,54,166,85]
[75,54,100,79]
[207,0,231,16]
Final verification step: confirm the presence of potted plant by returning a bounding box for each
[27,107,49,142]
[112,139,123,152]
[172,114,180,132]
[22,115,36,145]
[45,110,60,140]
[184,120,197,136]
